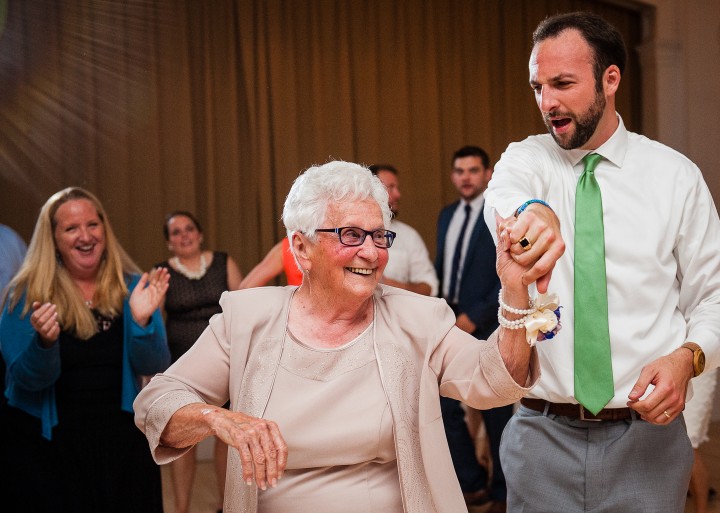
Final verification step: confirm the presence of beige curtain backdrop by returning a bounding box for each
[0,0,642,274]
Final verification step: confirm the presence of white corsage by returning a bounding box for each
[497,290,562,346]
[524,293,561,346]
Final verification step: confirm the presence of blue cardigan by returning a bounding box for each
[0,274,170,439]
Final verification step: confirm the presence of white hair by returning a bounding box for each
[282,160,391,241]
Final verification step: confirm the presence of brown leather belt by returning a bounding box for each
[520,398,637,421]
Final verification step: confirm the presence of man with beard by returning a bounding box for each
[484,11,720,512]
[369,164,438,296]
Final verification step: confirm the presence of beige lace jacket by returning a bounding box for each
[134,286,539,513]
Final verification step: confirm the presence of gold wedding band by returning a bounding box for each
[519,237,532,251]
[663,410,671,419]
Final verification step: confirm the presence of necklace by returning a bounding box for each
[173,253,208,280]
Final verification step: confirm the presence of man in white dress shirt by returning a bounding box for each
[484,11,720,512]
[369,164,438,297]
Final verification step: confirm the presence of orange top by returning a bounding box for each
[281,237,303,286]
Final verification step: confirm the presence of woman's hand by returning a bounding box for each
[495,215,535,384]
[496,214,531,298]
[129,267,170,326]
[30,301,61,347]
[204,409,287,491]
[161,404,288,491]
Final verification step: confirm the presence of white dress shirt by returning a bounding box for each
[442,194,485,303]
[385,219,439,297]
[485,115,720,407]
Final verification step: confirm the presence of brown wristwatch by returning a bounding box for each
[681,342,705,377]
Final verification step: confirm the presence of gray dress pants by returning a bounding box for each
[501,404,693,513]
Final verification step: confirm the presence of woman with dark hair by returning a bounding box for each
[159,210,243,513]
[0,186,170,512]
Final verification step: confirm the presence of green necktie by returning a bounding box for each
[574,153,614,414]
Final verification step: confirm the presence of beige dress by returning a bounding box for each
[259,325,403,513]
[134,286,540,513]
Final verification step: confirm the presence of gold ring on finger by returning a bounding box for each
[663,410,671,419]
[519,237,532,251]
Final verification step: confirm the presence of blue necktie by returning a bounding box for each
[448,204,472,302]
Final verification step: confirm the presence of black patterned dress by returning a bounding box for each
[159,251,229,363]
[2,310,163,513]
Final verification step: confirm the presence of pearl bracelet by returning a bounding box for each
[498,289,536,315]
[497,307,528,329]
[497,289,563,346]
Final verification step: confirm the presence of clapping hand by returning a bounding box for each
[129,267,170,326]
[30,301,61,348]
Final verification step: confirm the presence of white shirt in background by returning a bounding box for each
[385,219,439,297]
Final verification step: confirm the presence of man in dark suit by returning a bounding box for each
[435,145,512,513]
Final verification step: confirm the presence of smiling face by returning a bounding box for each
[529,29,619,150]
[303,199,389,302]
[166,214,203,259]
[451,155,492,202]
[53,199,106,280]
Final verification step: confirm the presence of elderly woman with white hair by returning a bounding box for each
[134,161,547,513]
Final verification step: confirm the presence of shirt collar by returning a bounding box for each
[462,192,485,211]
[563,113,628,170]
